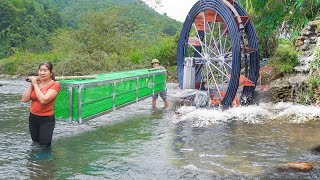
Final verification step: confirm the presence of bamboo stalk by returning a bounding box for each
[55,75,96,80]
[26,75,97,82]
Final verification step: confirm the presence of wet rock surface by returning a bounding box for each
[295,20,320,54]
[269,74,308,103]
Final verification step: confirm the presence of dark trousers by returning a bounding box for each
[29,113,55,147]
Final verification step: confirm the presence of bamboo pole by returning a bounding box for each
[55,76,96,80]
[26,75,97,82]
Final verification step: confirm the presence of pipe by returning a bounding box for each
[221,0,244,30]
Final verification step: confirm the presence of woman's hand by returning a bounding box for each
[28,76,40,86]
[22,77,36,102]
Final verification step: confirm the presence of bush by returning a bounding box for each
[54,51,138,76]
[166,66,178,83]
[303,73,320,105]
[0,51,65,75]
[311,47,320,70]
[269,43,298,73]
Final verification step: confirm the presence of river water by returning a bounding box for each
[1,78,320,179]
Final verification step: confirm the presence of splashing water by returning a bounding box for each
[173,102,320,127]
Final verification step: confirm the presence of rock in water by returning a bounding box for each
[311,145,320,154]
[277,162,313,172]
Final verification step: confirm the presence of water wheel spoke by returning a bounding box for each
[192,24,206,53]
[187,41,206,58]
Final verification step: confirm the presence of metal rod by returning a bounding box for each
[192,57,232,63]
[136,77,139,102]
[78,84,83,124]
[68,86,73,122]
[112,82,116,111]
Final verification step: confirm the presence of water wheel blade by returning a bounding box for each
[239,75,255,86]
[239,16,250,25]
[195,13,206,30]
[243,47,258,53]
[222,23,229,33]
[195,81,206,90]
[205,10,224,23]
[211,98,222,106]
[226,0,234,4]
[210,92,239,107]
[188,37,201,46]
[233,95,240,107]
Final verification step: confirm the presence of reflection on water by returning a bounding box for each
[50,114,161,179]
[27,145,56,179]
[28,144,53,161]
[1,79,320,179]
[172,122,320,179]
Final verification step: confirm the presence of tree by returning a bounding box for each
[0,0,63,59]
[240,0,320,57]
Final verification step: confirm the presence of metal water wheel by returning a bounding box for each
[177,0,260,108]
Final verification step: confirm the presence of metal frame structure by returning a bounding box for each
[55,70,166,123]
[177,0,260,108]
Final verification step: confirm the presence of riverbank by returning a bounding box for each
[0,74,22,79]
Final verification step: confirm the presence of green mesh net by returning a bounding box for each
[54,69,166,123]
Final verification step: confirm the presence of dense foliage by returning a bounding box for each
[0,0,181,78]
[240,0,320,57]
[0,0,63,59]
[33,0,165,28]
[311,47,320,70]
[268,42,298,73]
[1,0,320,81]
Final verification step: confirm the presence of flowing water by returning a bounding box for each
[1,78,320,179]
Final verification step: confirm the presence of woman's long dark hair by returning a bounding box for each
[39,62,55,80]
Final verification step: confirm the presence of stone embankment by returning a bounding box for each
[295,20,320,56]
[268,20,320,106]
[269,74,308,102]
[295,20,320,73]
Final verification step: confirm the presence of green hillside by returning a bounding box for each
[0,0,63,59]
[0,0,181,78]
[34,0,178,31]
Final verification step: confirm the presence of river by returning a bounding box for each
[1,78,320,179]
